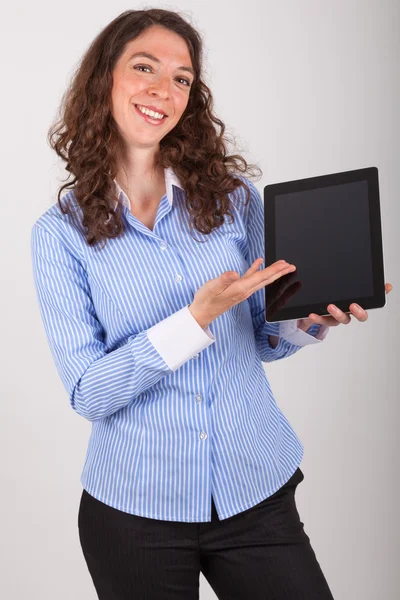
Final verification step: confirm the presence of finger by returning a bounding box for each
[385,283,393,293]
[244,263,295,299]
[244,258,286,278]
[243,258,270,279]
[248,258,265,274]
[263,264,296,286]
[308,314,340,326]
[244,260,293,289]
[326,304,352,324]
[349,303,368,322]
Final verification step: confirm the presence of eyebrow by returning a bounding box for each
[128,51,195,77]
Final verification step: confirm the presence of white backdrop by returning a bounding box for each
[1,0,399,598]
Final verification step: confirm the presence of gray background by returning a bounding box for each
[1,0,398,598]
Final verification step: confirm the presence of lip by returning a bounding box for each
[134,103,168,117]
[133,103,168,126]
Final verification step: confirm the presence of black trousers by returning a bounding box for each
[78,467,335,599]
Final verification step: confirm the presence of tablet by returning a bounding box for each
[263,166,387,323]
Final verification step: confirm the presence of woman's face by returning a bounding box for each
[111,25,194,149]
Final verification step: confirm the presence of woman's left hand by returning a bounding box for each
[298,283,393,331]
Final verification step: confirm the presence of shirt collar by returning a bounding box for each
[112,166,183,211]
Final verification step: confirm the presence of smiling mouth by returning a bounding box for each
[134,104,168,119]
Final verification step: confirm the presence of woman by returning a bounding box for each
[31,8,392,599]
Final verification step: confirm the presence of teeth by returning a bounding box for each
[136,104,165,120]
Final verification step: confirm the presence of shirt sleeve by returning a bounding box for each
[243,179,328,363]
[31,224,215,422]
[280,320,329,345]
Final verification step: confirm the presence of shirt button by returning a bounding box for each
[199,431,208,440]
[192,353,200,359]
[195,394,202,403]
[160,241,167,250]
[174,274,183,282]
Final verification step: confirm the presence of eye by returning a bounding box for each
[134,65,152,74]
[134,65,191,87]
[177,77,192,87]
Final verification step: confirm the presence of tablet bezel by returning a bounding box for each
[263,166,386,323]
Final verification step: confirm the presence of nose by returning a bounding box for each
[148,74,171,98]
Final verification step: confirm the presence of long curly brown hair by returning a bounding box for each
[48,8,262,249]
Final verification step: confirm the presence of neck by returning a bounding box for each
[115,145,163,191]
[115,152,166,208]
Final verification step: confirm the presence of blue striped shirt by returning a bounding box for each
[31,167,328,522]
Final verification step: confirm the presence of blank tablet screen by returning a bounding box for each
[275,180,373,306]
[264,167,385,321]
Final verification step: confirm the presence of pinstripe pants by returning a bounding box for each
[78,467,335,599]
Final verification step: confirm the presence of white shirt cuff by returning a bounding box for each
[146,304,216,371]
[279,319,329,346]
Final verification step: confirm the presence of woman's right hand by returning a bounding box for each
[188,259,297,329]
